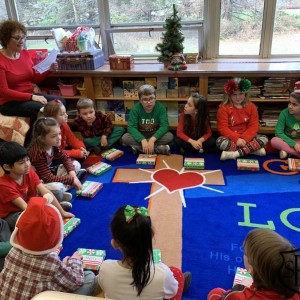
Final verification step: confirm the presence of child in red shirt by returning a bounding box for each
[216,78,268,160]
[42,99,89,160]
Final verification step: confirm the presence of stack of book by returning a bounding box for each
[260,78,291,99]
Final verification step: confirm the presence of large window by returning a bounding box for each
[272,0,300,55]
[0,0,8,20]
[219,0,264,56]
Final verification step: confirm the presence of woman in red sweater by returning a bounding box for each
[174,93,217,154]
[216,78,268,160]
[43,99,88,160]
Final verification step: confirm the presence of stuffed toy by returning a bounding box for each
[168,53,187,71]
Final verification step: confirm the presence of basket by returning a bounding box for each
[58,84,78,97]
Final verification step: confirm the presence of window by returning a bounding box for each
[272,0,300,55]
[219,0,265,56]
[0,0,8,20]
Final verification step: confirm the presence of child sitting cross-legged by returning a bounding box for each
[0,196,98,300]
[75,98,125,154]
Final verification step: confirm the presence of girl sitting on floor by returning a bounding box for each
[216,78,268,160]
[207,228,300,300]
[42,99,89,160]
[95,205,191,299]
[174,93,217,154]
[271,83,300,159]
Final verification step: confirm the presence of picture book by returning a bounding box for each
[76,181,103,198]
[77,248,106,272]
[86,161,112,176]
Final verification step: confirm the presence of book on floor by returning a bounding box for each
[76,181,103,198]
[86,161,112,176]
[77,248,106,272]
[136,154,157,165]
[184,158,205,169]
[288,158,300,171]
[233,267,253,287]
[63,217,81,238]
[101,148,124,161]
[237,159,259,171]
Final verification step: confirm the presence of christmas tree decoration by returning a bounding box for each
[155,4,185,67]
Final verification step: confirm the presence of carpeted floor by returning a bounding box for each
[60,146,300,300]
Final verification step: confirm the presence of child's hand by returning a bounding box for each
[101,135,108,147]
[236,138,246,147]
[80,147,89,158]
[71,251,83,261]
[62,256,70,265]
[61,211,75,219]
[73,177,82,190]
[294,143,300,153]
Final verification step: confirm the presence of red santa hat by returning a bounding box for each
[294,81,300,93]
[10,196,64,255]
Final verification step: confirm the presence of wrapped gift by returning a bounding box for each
[87,161,112,176]
[101,148,124,161]
[184,158,205,169]
[76,181,103,198]
[237,159,259,171]
[77,248,106,272]
[153,249,162,264]
[136,154,157,165]
[63,217,81,237]
[233,267,253,287]
[288,158,300,171]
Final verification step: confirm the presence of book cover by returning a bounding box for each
[63,217,81,237]
[184,158,205,169]
[77,248,106,272]
[76,181,103,198]
[87,161,112,176]
[136,154,157,165]
[101,148,124,161]
[233,267,253,287]
[288,158,300,171]
[237,159,259,171]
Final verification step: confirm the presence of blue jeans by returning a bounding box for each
[72,271,100,296]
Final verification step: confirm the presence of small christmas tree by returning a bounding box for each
[155,4,185,65]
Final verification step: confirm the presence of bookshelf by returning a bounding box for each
[47,60,300,134]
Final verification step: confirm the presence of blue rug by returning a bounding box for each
[61,147,300,300]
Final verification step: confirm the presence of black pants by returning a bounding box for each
[173,136,219,153]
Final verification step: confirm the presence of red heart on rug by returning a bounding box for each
[152,169,205,193]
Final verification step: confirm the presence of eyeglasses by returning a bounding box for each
[11,35,26,42]
[141,96,155,103]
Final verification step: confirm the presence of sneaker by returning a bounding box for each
[76,169,87,182]
[155,145,171,155]
[220,151,238,161]
[60,201,72,212]
[62,192,72,202]
[279,150,288,159]
[131,146,138,155]
[252,148,266,156]
[183,271,192,293]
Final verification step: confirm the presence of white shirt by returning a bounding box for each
[97,260,178,300]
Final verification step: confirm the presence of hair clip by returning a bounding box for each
[124,205,149,223]
[224,79,251,95]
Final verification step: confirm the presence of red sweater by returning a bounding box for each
[217,102,259,143]
[177,113,212,142]
[0,49,50,105]
[60,123,85,159]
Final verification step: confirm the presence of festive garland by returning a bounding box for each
[224,78,251,95]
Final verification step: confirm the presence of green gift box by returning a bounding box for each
[87,161,112,176]
[77,248,106,272]
[184,158,205,169]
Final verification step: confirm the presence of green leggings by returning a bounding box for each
[83,127,125,148]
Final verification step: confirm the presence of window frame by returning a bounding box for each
[2,0,299,60]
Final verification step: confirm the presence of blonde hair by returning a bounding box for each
[244,228,299,298]
[76,98,94,111]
